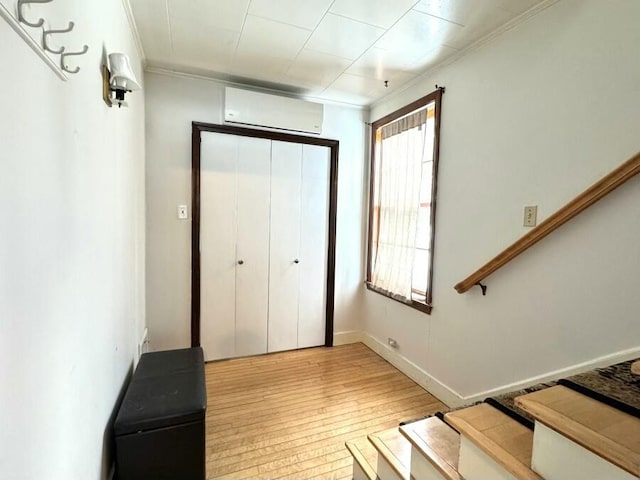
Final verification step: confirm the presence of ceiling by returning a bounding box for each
[129,0,545,106]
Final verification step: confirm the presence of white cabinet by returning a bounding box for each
[200,131,330,361]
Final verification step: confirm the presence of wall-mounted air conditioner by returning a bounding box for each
[224,87,323,135]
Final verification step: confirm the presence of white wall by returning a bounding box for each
[365,0,640,403]
[144,72,367,352]
[0,1,145,479]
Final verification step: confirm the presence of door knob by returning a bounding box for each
[294,259,299,264]
[237,260,244,265]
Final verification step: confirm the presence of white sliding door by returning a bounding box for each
[298,145,330,348]
[268,141,302,353]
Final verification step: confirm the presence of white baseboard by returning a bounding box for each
[463,345,640,404]
[359,333,464,408]
[333,331,364,346]
[336,330,640,409]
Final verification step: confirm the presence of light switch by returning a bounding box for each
[523,205,537,227]
[178,205,188,219]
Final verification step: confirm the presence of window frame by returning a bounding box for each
[366,89,443,315]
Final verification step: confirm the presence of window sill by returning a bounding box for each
[365,282,432,315]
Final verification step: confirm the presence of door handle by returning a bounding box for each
[237,260,244,265]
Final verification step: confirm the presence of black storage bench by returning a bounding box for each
[114,347,207,480]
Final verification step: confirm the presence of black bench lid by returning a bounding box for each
[135,347,205,379]
[114,348,206,436]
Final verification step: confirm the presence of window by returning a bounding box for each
[366,89,442,314]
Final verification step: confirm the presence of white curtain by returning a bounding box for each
[371,111,428,302]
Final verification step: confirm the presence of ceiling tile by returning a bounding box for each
[495,0,544,15]
[414,0,512,26]
[286,49,353,90]
[248,0,333,30]
[319,88,375,106]
[306,13,385,60]
[440,10,513,49]
[382,71,417,89]
[328,73,385,96]
[171,18,238,68]
[322,73,384,104]
[401,44,459,73]
[129,0,171,60]
[347,44,459,80]
[167,0,250,32]
[346,47,411,80]
[232,51,292,84]
[236,15,311,60]
[375,10,462,62]
[329,0,419,29]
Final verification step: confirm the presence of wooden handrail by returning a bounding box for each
[455,151,640,294]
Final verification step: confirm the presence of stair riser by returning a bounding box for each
[352,461,371,480]
[458,436,520,480]
[410,446,448,480]
[377,457,404,480]
[531,422,635,480]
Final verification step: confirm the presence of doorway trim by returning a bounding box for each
[191,122,339,350]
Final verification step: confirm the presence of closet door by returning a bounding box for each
[298,145,330,348]
[200,132,238,361]
[268,141,302,353]
[235,139,271,357]
[200,132,271,361]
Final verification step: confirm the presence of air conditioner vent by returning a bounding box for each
[224,87,323,135]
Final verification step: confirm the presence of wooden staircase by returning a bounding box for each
[347,385,640,479]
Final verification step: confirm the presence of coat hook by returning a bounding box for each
[43,21,74,54]
[476,282,487,296]
[61,45,88,74]
[17,0,53,28]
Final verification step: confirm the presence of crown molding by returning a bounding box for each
[145,65,369,111]
[121,0,146,65]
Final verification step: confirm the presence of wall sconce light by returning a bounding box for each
[102,53,141,108]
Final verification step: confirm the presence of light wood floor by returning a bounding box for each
[204,342,446,479]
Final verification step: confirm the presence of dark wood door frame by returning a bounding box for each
[191,122,339,350]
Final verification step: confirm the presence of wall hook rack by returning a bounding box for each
[17,0,52,28]
[43,21,73,54]
[476,282,487,296]
[61,44,88,74]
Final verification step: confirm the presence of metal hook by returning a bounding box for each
[476,282,487,296]
[43,21,74,54]
[60,45,88,74]
[17,0,53,28]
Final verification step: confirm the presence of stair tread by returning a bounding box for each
[400,416,462,480]
[515,384,640,476]
[368,427,411,479]
[345,440,377,480]
[445,403,541,480]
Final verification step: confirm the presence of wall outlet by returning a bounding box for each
[138,327,149,359]
[178,205,188,219]
[523,205,537,227]
[388,337,399,349]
